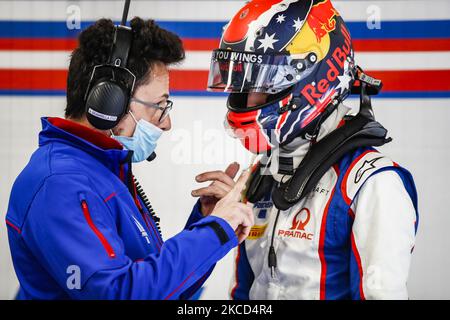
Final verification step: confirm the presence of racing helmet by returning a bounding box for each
[207,0,357,154]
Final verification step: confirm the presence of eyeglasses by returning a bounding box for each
[130,98,173,123]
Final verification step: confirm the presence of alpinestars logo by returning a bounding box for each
[277,208,314,240]
[355,157,382,183]
[132,216,151,244]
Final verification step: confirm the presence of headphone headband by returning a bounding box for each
[109,25,133,68]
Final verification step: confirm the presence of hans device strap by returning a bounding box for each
[245,71,392,210]
[84,0,136,130]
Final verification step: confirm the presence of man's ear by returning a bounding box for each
[112,117,126,136]
[112,111,136,137]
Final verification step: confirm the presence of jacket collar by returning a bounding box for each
[39,117,132,170]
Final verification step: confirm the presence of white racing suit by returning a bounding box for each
[231,105,419,300]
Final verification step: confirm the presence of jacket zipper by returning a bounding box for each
[80,200,116,258]
[120,159,163,247]
[131,178,163,248]
[133,176,162,236]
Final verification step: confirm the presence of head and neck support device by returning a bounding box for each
[244,68,391,211]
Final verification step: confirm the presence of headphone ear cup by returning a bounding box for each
[85,81,129,130]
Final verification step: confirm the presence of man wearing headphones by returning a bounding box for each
[5,17,254,299]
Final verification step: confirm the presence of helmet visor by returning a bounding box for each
[207,49,317,94]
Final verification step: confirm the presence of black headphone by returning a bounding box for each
[84,0,135,130]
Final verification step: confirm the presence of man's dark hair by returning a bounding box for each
[65,17,185,119]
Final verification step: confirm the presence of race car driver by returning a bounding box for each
[194,0,419,299]
[5,17,254,300]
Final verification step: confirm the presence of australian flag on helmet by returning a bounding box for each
[221,0,313,53]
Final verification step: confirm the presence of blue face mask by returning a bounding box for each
[112,112,163,163]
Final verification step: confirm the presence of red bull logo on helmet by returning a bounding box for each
[307,0,339,43]
[301,23,352,106]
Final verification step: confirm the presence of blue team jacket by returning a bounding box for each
[5,117,237,300]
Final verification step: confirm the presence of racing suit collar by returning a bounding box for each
[270,104,351,182]
[39,117,131,169]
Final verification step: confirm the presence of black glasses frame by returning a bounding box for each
[130,98,173,122]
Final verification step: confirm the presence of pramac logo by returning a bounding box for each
[290,208,311,231]
[278,208,314,240]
